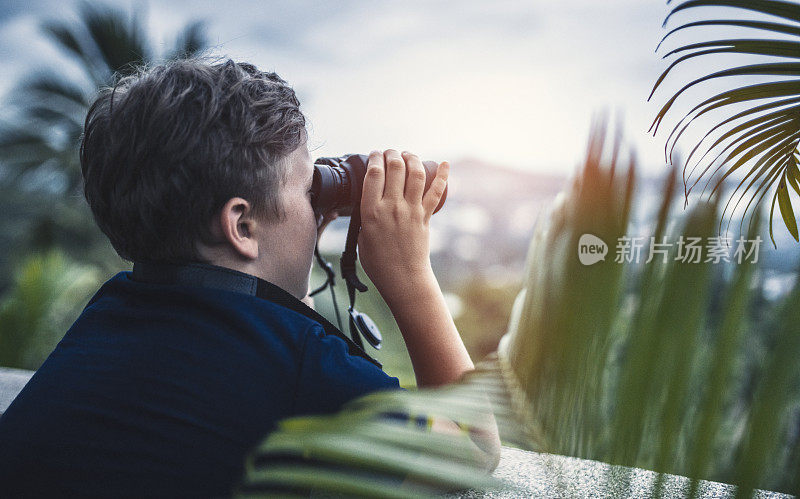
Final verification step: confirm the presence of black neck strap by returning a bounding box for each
[130,261,382,368]
[340,207,369,348]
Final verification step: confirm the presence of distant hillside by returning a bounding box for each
[318,157,798,294]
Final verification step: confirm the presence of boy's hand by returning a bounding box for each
[357,149,449,297]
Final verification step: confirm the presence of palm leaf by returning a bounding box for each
[663,0,800,26]
[41,20,108,87]
[167,20,208,61]
[0,2,210,248]
[21,73,89,109]
[0,129,59,174]
[657,20,800,51]
[650,0,800,246]
[775,174,799,241]
[682,100,800,195]
[239,363,512,497]
[77,1,151,78]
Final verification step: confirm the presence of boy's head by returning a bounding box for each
[80,58,319,298]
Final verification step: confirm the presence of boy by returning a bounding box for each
[0,58,480,495]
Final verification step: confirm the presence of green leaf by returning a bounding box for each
[664,0,800,28]
[682,101,800,184]
[167,21,207,60]
[777,177,799,240]
[658,19,800,53]
[786,161,800,196]
[651,61,800,104]
[651,0,800,242]
[78,1,151,77]
[718,135,798,232]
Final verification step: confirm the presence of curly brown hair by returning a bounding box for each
[80,57,307,264]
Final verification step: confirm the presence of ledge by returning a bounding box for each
[0,368,789,497]
[469,446,789,498]
[0,367,33,414]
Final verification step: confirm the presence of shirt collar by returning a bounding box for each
[130,260,381,368]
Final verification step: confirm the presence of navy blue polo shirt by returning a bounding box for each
[0,261,401,497]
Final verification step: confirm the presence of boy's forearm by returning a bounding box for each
[379,265,474,387]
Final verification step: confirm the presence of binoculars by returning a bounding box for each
[308,153,449,356]
[311,153,447,218]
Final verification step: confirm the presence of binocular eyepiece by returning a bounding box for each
[311,153,447,218]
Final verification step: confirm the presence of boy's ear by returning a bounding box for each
[218,197,259,260]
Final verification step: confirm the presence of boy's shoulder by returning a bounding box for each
[0,263,401,497]
[90,265,384,368]
[74,265,402,401]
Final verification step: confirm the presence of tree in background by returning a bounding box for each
[0,1,207,287]
[0,1,207,365]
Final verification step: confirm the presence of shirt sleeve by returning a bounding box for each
[293,322,402,416]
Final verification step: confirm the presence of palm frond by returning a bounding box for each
[495,118,797,494]
[0,123,83,196]
[0,1,211,245]
[41,20,108,88]
[239,362,515,497]
[0,128,58,172]
[663,0,800,27]
[77,1,151,79]
[167,21,208,61]
[650,0,800,246]
[18,72,89,110]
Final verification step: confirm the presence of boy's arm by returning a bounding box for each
[357,149,473,387]
[358,149,500,471]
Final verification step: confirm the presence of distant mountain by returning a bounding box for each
[445,157,568,202]
[317,157,799,293]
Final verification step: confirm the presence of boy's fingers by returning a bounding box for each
[383,149,405,201]
[402,151,425,203]
[361,150,385,212]
[422,161,449,218]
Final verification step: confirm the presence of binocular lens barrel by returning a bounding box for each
[312,153,447,217]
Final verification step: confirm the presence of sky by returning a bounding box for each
[0,0,783,177]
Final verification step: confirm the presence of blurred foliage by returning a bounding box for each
[500,120,800,496]
[239,357,515,497]
[0,249,100,370]
[454,277,521,362]
[0,1,207,365]
[0,0,207,196]
[0,1,207,295]
[246,120,800,497]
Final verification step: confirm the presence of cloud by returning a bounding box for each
[0,0,763,174]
